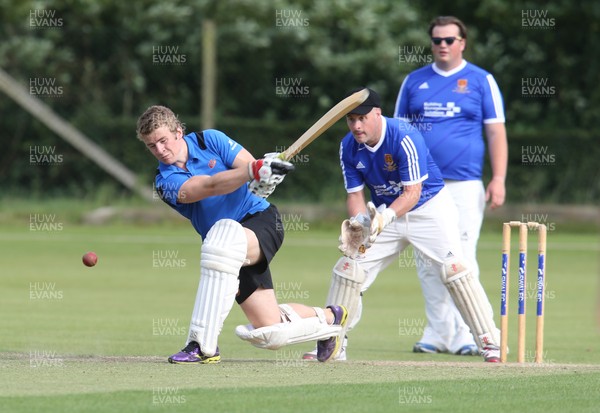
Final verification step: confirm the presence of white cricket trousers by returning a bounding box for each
[414,180,489,351]
[354,186,475,352]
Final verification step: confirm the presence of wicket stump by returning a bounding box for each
[500,221,547,363]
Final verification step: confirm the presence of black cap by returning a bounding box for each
[345,87,381,115]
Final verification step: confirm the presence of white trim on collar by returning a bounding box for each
[365,116,387,152]
[432,60,467,77]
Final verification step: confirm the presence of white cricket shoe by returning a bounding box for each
[482,345,501,363]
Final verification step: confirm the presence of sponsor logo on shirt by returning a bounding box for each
[372,181,403,197]
[423,102,462,117]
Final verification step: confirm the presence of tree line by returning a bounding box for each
[1,0,598,203]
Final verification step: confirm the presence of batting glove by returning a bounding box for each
[248,154,295,198]
[248,156,294,182]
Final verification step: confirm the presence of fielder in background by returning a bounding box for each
[393,15,508,355]
[136,105,347,364]
[303,88,501,362]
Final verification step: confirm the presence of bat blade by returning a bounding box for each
[280,88,370,161]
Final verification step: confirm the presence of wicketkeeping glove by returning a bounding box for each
[338,213,371,258]
[367,201,396,244]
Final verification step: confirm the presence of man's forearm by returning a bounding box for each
[388,184,421,217]
[178,167,249,203]
[486,123,508,182]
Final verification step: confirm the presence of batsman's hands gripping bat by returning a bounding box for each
[248,153,295,198]
[338,212,371,258]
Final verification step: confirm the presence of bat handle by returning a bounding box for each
[264,151,289,161]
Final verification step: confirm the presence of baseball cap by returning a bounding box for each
[345,87,381,115]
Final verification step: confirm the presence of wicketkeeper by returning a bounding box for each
[302,88,501,362]
[136,105,346,363]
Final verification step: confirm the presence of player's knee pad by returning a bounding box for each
[189,219,247,356]
[235,304,341,350]
[442,257,498,348]
[326,257,366,328]
[201,218,248,273]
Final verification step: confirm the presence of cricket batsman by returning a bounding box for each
[136,105,347,363]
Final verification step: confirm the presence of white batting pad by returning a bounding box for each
[443,257,499,349]
[326,257,366,327]
[235,305,341,349]
[188,219,247,356]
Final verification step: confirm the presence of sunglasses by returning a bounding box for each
[431,36,462,46]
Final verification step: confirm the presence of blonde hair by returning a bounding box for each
[136,105,185,140]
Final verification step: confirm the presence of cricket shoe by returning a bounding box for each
[454,344,481,356]
[302,337,348,361]
[482,345,501,363]
[316,305,348,362]
[168,341,221,364]
[413,342,444,354]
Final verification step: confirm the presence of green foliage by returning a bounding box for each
[0,0,597,203]
[484,131,600,203]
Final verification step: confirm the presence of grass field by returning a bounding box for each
[1,214,599,412]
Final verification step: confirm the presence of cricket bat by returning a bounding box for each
[279,88,370,161]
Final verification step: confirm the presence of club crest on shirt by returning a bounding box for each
[453,79,470,93]
[208,159,217,168]
[383,154,397,171]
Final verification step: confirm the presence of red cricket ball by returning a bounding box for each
[82,252,98,267]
